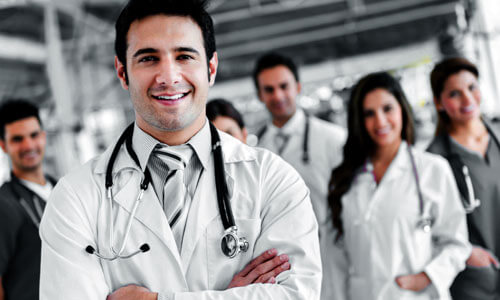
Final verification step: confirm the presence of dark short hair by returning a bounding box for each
[430,57,479,135]
[115,0,216,73]
[252,52,299,90]
[0,99,42,140]
[430,57,479,99]
[206,98,245,129]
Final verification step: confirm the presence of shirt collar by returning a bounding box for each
[132,120,212,172]
[269,108,306,136]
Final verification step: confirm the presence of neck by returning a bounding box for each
[13,167,46,185]
[449,117,486,139]
[372,139,402,165]
[272,110,296,129]
[138,118,205,146]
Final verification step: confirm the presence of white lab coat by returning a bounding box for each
[39,129,322,300]
[321,142,471,300]
[258,109,346,232]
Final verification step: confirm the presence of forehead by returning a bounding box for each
[126,15,205,56]
[444,70,477,88]
[363,88,398,108]
[4,117,41,136]
[258,65,297,86]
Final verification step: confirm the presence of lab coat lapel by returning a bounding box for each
[180,154,222,271]
[112,169,183,266]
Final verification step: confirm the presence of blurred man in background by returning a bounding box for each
[207,98,248,143]
[253,53,346,300]
[0,100,56,300]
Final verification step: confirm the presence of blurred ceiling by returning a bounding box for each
[0,0,471,106]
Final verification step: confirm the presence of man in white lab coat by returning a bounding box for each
[253,53,345,295]
[38,0,321,299]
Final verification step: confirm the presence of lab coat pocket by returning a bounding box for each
[206,218,261,289]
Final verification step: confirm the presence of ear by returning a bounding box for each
[297,81,302,94]
[433,97,444,111]
[208,52,218,86]
[115,56,129,90]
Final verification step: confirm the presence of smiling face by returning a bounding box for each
[436,70,481,126]
[363,88,403,150]
[115,15,218,140]
[0,117,46,175]
[257,65,300,127]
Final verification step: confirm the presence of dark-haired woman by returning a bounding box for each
[427,57,500,300]
[320,72,470,300]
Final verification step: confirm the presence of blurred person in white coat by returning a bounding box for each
[322,72,471,299]
[38,1,322,299]
[253,52,346,242]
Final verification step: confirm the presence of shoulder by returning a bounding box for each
[310,116,346,141]
[426,134,448,156]
[413,147,452,175]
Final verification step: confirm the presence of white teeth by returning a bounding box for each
[376,127,391,135]
[462,105,475,113]
[155,93,185,100]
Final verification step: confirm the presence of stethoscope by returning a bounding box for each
[257,112,310,163]
[407,144,433,233]
[9,174,48,228]
[85,122,249,261]
[364,143,432,232]
[442,122,500,213]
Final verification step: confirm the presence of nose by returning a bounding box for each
[155,59,181,86]
[20,136,35,150]
[374,111,387,127]
[462,89,476,106]
[271,88,285,102]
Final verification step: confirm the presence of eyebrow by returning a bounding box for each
[132,48,158,58]
[132,46,201,59]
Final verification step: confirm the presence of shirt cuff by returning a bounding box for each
[157,291,174,300]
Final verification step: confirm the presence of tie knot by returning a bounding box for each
[153,144,193,171]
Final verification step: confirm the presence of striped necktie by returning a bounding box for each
[153,145,193,246]
[275,131,290,155]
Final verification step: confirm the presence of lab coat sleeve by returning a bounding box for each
[39,174,110,299]
[320,221,349,300]
[173,153,322,300]
[423,158,472,297]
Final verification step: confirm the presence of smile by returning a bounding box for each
[375,126,391,135]
[152,92,190,102]
[461,104,476,113]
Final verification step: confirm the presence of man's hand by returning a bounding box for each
[107,285,157,300]
[227,248,290,289]
[395,272,431,292]
[466,246,499,268]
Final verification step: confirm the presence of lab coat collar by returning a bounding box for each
[268,108,306,136]
[359,141,411,184]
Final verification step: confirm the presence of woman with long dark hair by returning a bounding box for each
[427,57,500,299]
[320,72,470,300]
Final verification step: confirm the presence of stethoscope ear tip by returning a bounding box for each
[86,245,96,254]
[140,243,150,252]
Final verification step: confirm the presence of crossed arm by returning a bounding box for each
[107,248,291,300]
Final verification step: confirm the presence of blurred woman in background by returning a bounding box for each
[427,57,500,300]
[321,72,470,300]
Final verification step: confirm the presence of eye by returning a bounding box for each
[382,104,393,113]
[449,90,460,98]
[11,136,23,143]
[279,83,288,90]
[177,54,194,61]
[263,86,274,94]
[30,131,39,139]
[363,110,374,118]
[469,83,477,91]
[138,56,157,63]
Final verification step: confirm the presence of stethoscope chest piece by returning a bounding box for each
[416,217,432,233]
[221,226,249,258]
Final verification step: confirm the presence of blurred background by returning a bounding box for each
[0,0,499,183]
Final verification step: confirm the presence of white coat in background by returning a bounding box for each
[257,108,346,233]
[321,142,471,300]
[39,130,322,300]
